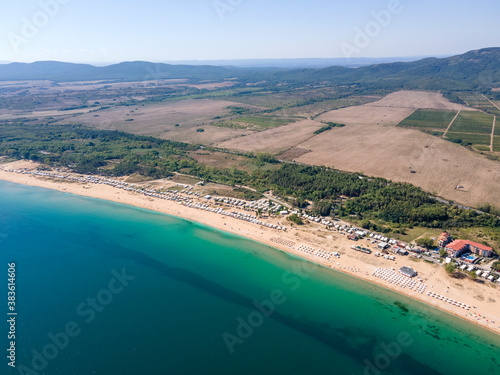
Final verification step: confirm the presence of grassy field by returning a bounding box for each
[396,103,499,150]
[276,96,380,118]
[448,111,494,134]
[288,91,500,210]
[460,94,490,106]
[390,227,444,244]
[459,94,500,116]
[474,145,492,152]
[237,116,295,128]
[397,109,457,129]
[218,119,325,154]
[188,150,281,173]
[211,115,297,130]
[445,132,492,146]
[494,137,500,152]
[450,227,500,255]
[210,121,248,130]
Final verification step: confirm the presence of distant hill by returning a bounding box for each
[0,61,279,82]
[161,56,433,69]
[0,48,498,91]
[275,48,500,91]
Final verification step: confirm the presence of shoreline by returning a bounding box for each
[1,160,499,339]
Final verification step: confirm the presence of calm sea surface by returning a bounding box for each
[0,180,498,375]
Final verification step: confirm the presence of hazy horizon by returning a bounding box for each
[1,0,499,64]
[0,54,451,67]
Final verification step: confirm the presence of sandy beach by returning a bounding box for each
[1,160,499,337]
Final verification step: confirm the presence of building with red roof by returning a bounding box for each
[437,232,452,247]
[445,240,493,258]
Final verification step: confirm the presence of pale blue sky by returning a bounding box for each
[1,0,499,63]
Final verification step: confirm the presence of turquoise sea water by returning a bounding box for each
[0,180,498,375]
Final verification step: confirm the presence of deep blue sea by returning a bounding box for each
[0,180,498,375]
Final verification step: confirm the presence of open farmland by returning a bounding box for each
[493,136,500,152]
[448,111,494,134]
[58,99,261,135]
[312,103,414,126]
[296,125,500,208]
[397,109,457,129]
[211,115,299,130]
[445,133,492,146]
[166,126,257,144]
[235,116,294,128]
[397,107,497,151]
[459,93,500,116]
[272,96,380,118]
[188,150,280,174]
[236,91,500,208]
[460,94,492,107]
[308,91,472,129]
[368,91,471,110]
[0,78,242,122]
[218,119,325,154]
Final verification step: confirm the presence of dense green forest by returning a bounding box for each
[0,123,198,177]
[1,123,499,233]
[255,164,500,229]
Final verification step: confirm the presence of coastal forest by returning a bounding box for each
[1,48,500,251]
[1,123,499,235]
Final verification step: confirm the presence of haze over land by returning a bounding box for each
[2,2,500,375]
[2,48,499,209]
[2,0,499,63]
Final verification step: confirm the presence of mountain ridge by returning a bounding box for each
[0,48,498,91]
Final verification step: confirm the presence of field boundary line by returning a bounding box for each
[491,116,496,152]
[442,110,461,138]
[480,95,498,151]
[445,131,493,135]
[481,94,500,112]
[394,109,416,127]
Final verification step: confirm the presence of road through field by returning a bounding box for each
[491,117,496,152]
[293,92,500,208]
[482,95,500,151]
[482,94,500,111]
[442,110,461,138]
